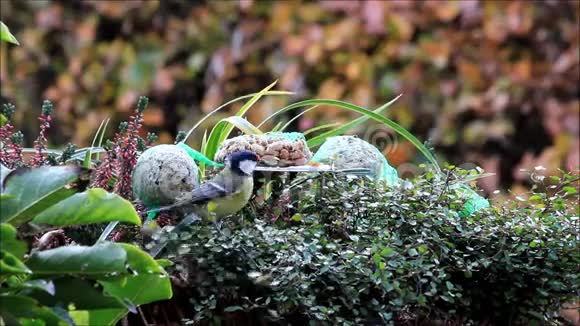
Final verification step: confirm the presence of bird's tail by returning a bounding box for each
[144,195,195,215]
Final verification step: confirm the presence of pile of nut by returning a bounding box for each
[215,133,312,166]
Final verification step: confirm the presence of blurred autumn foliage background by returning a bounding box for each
[0,0,578,195]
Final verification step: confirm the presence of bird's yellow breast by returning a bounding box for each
[206,177,253,219]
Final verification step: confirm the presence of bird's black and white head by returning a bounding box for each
[225,151,260,176]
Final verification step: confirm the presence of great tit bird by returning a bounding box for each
[145,151,259,257]
[143,151,260,232]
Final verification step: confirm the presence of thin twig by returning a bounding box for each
[137,306,149,326]
[429,167,455,209]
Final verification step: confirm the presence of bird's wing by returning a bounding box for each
[146,172,243,213]
[188,179,229,204]
[146,181,227,213]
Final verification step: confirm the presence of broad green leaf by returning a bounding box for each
[29,277,127,310]
[0,113,7,126]
[98,274,172,324]
[20,318,48,326]
[26,242,127,276]
[0,223,27,259]
[204,81,278,160]
[27,245,170,326]
[155,259,174,268]
[0,295,68,326]
[0,166,89,226]
[32,188,141,227]
[94,243,172,325]
[118,243,167,274]
[14,279,55,295]
[68,309,126,326]
[0,250,31,276]
[0,21,19,45]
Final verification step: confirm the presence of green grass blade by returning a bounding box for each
[95,118,110,160]
[181,89,292,143]
[303,122,342,136]
[216,81,276,141]
[271,97,438,170]
[204,121,228,161]
[200,116,263,163]
[279,105,319,132]
[199,130,208,178]
[70,148,106,160]
[204,81,278,160]
[83,118,109,168]
[221,116,263,135]
[201,130,208,152]
[271,121,284,132]
[305,94,402,147]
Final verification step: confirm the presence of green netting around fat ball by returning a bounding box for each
[453,184,491,216]
[311,136,399,185]
[264,131,307,141]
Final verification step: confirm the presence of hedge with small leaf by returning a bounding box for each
[158,168,579,325]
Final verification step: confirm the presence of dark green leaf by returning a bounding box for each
[0,223,27,259]
[0,295,68,325]
[17,280,55,295]
[1,166,89,226]
[68,309,127,326]
[29,277,127,310]
[26,242,126,276]
[98,274,172,324]
[32,189,141,227]
[0,250,31,276]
